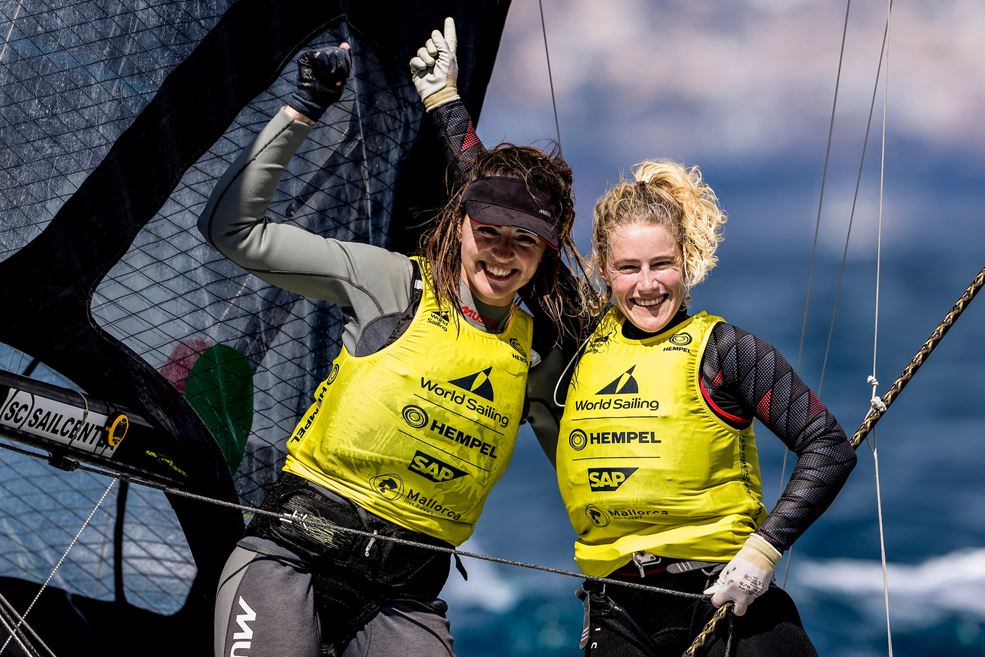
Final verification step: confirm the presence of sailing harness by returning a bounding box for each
[244,473,458,656]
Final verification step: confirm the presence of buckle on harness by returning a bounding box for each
[631,551,661,578]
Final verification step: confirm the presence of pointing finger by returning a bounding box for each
[444,17,457,52]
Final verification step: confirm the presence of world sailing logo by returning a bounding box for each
[572,365,660,414]
[418,368,509,428]
[448,367,495,401]
[596,365,639,395]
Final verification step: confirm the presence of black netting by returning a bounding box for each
[0,1,507,651]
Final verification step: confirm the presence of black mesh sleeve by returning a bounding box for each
[428,99,487,187]
[702,323,857,552]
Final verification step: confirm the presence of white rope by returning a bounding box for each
[869,437,894,657]
[0,608,40,657]
[0,592,57,657]
[0,480,116,657]
[871,0,894,653]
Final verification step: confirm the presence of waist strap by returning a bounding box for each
[611,552,722,578]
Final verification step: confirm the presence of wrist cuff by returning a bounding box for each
[743,534,782,569]
[424,86,460,112]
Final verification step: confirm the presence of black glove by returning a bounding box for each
[286,46,352,122]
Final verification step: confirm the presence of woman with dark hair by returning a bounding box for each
[201,32,583,657]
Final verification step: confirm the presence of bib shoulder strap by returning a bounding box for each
[352,259,424,356]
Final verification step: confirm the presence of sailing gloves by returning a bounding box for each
[704,534,782,616]
[409,17,460,111]
[286,45,352,122]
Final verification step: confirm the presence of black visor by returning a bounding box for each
[461,176,560,249]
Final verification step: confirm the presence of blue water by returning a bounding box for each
[443,246,985,657]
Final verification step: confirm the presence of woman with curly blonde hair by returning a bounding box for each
[547,159,857,656]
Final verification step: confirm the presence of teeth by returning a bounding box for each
[486,265,512,277]
[635,297,663,307]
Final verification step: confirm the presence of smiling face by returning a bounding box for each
[602,222,686,333]
[459,216,547,306]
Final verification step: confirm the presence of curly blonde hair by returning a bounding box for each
[587,160,726,315]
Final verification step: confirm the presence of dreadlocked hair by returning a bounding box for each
[586,159,726,317]
[420,142,593,340]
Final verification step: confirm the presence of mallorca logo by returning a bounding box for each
[597,365,639,395]
[588,467,638,492]
[370,474,404,500]
[402,404,429,429]
[449,367,494,401]
[669,332,692,346]
[409,450,468,483]
[326,363,340,384]
[568,429,588,451]
[584,504,610,528]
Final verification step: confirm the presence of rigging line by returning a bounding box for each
[869,435,894,657]
[873,0,893,649]
[339,22,376,244]
[538,0,562,151]
[0,479,116,657]
[0,609,41,657]
[781,0,853,589]
[0,593,55,657]
[682,602,733,657]
[850,264,985,447]
[817,8,893,394]
[43,460,710,602]
[794,0,852,375]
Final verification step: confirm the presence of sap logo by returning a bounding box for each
[409,451,467,483]
[588,467,638,491]
[229,596,256,657]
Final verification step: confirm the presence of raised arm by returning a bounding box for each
[410,17,487,186]
[199,44,414,330]
[409,19,583,459]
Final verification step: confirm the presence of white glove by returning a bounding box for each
[703,534,781,616]
[409,17,459,111]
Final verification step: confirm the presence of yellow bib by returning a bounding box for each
[557,309,766,576]
[284,258,533,545]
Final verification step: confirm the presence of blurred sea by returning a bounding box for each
[443,244,985,657]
